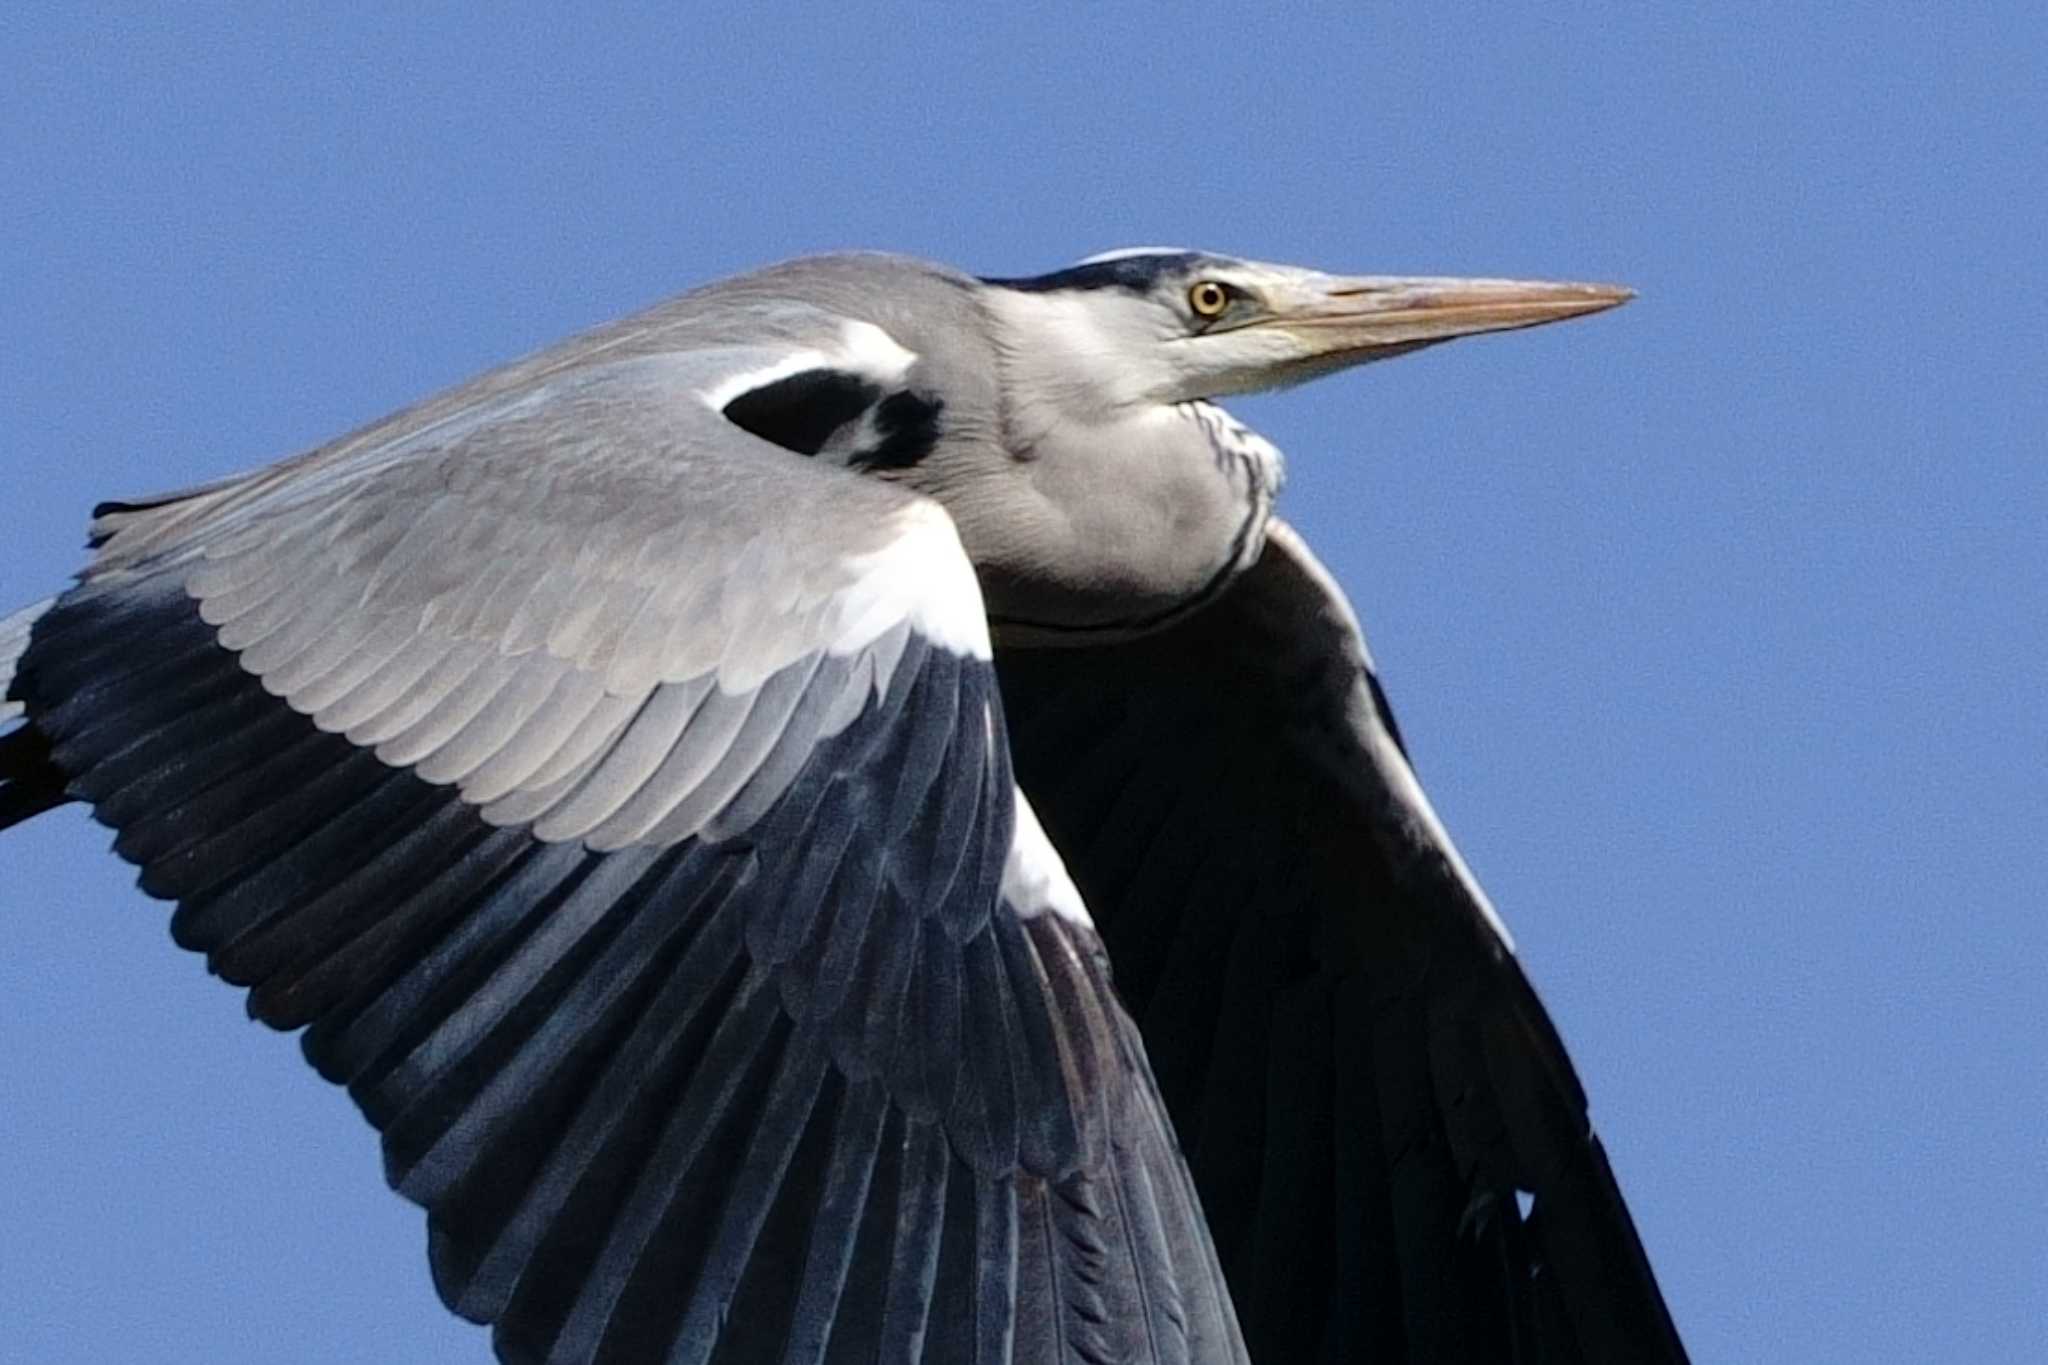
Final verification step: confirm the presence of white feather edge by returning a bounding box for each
[1267,521,1517,953]
[1002,786,1093,928]
[698,319,918,412]
[0,598,55,726]
[698,348,834,412]
[1074,245,1195,264]
[827,501,992,663]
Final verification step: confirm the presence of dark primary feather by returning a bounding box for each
[7,557,1244,1364]
[0,723,66,829]
[998,527,1688,1365]
[0,600,63,827]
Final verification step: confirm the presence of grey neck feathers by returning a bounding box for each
[932,298,1283,641]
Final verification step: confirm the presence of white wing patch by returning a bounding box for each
[834,319,918,388]
[699,349,835,412]
[830,503,992,662]
[698,319,917,414]
[1074,246,1195,265]
[1003,787,1092,928]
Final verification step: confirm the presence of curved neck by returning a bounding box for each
[953,399,1283,643]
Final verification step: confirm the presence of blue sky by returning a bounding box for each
[2,7,2041,1362]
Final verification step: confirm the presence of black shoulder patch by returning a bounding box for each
[981,251,1205,295]
[850,390,944,470]
[722,368,880,456]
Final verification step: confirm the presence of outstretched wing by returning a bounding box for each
[5,341,1244,1364]
[998,520,1687,1365]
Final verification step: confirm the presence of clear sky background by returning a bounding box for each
[1,7,2040,1363]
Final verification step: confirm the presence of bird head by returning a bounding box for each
[983,248,1632,411]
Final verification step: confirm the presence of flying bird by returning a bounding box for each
[0,248,1686,1363]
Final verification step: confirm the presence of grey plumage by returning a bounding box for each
[0,599,48,726]
[0,247,1683,1363]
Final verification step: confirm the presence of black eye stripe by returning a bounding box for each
[980,252,1207,295]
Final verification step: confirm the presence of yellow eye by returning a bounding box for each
[1188,280,1231,318]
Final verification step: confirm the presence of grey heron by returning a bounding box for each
[0,248,1686,1363]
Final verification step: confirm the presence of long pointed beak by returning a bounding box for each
[1171,267,1634,399]
[1276,274,1634,353]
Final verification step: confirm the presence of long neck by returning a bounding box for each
[948,395,1282,643]
[891,284,1284,642]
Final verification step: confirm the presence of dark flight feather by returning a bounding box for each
[9,568,1243,1364]
[998,532,1689,1365]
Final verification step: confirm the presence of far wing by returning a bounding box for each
[10,348,1244,1364]
[997,520,1687,1365]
